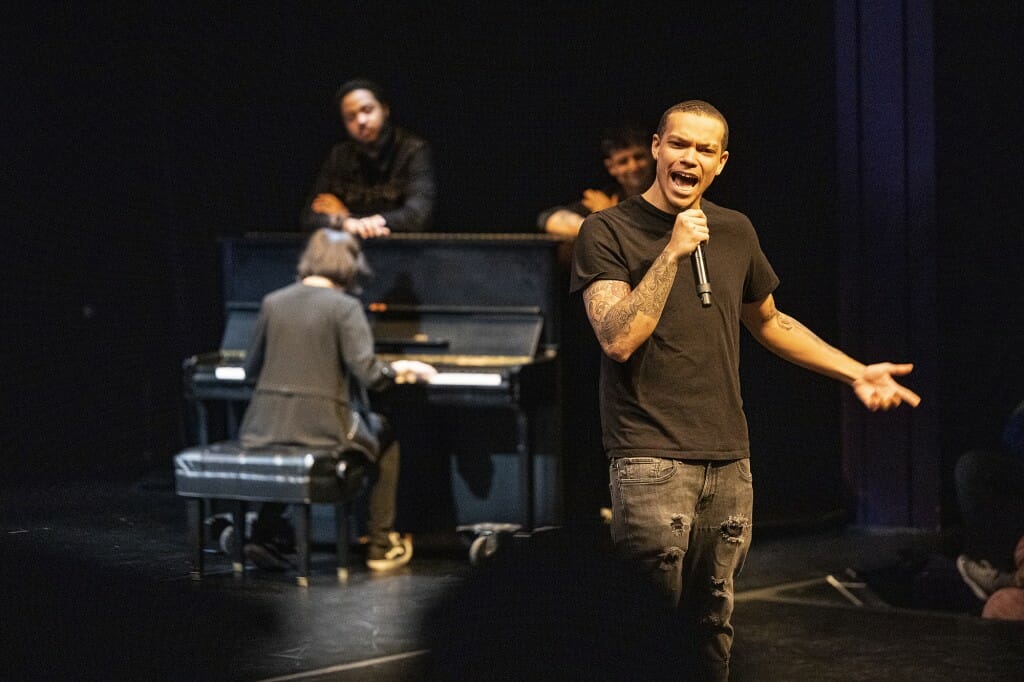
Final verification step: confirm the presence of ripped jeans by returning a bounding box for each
[609,457,753,681]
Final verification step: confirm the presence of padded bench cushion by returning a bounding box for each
[174,441,365,504]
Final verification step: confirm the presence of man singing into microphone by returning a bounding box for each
[570,100,921,681]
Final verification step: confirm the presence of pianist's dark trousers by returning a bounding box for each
[251,438,401,551]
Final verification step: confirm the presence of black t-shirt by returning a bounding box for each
[570,196,779,460]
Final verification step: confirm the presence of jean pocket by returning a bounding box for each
[613,457,676,485]
[736,458,753,482]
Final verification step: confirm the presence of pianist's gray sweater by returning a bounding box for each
[238,282,392,453]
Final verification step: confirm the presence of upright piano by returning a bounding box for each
[184,232,565,531]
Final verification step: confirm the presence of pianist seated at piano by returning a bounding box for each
[301,78,436,239]
[237,227,436,573]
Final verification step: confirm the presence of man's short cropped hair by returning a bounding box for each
[599,125,650,158]
[297,228,372,292]
[333,78,390,109]
[656,100,729,151]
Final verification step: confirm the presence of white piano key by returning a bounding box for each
[214,366,246,381]
[428,372,502,387]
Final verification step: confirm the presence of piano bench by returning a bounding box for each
[173,441,367,586]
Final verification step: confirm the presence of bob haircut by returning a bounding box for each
[296,228,372,293]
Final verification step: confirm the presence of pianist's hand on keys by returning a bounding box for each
[390,359,438,384]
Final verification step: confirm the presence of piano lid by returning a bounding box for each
[220,233,565,349]
[220,303,259,354]
[211,299,545,368]
[369,309,543,366]
[197,302,260,363]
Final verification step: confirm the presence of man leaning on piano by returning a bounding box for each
[302,78,436,239]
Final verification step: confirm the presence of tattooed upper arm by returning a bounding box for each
[742,294,834,356]
[583,279,631,326]
[582,279,637,346]
[741,294,790,333]
[760,297,794,330]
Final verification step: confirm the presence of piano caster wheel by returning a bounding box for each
[204,513,234,552]
[459,523,521,565]
[218,525,236,555]
[469,534,499,565]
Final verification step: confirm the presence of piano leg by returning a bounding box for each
[226,400,243,440]
[334,501,351,583]
[294,503,311,587]
[193,399,210,446]
[231,500,246,575]
[186,497,204,580]
[514,406,535,532]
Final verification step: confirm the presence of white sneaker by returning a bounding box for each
[957,554,1014,600]
[366,532,413,571]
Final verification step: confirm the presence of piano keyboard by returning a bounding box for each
[428,372,503,387]
[210,365,503,387]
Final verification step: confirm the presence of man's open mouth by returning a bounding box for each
[670,171,699,190]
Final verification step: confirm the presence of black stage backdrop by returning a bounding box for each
[3,2,1021,529]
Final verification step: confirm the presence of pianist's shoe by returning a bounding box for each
[366,532,413,572]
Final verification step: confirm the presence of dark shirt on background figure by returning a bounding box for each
[536,126,654,239]
[536,181,628,234]
[537,127,655,522]
[302,79,435,237]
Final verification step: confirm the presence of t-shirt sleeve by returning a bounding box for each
[569,214,629,293]
[743,229,780,303]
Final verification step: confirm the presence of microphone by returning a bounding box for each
[692,243,712,308]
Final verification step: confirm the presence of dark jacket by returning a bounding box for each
[302,125,435,232]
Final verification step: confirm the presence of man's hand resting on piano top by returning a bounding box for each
[390,360,437,384]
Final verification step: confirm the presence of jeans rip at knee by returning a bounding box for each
[658,545,685,572]
[718,515,751,545]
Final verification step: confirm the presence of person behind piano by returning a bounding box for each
[537,125,655,239]
[301,78,436,239]
[571,100,921,680]
[538,127,655,527]
[238,227,436,573]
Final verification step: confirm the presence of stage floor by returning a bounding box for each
[2,468,1022,681]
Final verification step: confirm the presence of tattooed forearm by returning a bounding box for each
[743,294,865,382]
[763,302,841,353]
[633,253,678,316]
[584,253,678,347]
[601,297,639,340]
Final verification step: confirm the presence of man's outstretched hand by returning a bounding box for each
[852,362,922,411]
